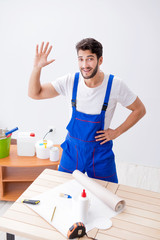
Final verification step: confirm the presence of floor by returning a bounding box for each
[0,162,160,240]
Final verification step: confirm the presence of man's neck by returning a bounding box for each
[84,71,104,88]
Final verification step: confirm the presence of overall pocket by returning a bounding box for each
[67,111,102,142]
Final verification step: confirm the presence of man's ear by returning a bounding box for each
[98,56,103,65]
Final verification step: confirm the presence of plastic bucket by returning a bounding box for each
[0,137,11,159]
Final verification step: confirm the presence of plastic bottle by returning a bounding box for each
[77,189,89,224]
[17,132,36,156]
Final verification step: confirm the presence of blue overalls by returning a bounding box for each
[58,73,118,183]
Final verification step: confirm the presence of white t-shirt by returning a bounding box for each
[51,73,137,129]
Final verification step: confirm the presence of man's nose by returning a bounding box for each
[82,60,89,68]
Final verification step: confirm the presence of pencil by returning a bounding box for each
[51,206,56,221]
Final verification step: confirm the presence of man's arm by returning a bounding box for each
[95,97,146,145]
[28,42,59,100]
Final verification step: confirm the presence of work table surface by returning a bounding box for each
[0,169,159,240]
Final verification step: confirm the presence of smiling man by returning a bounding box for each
[28,38,146,183]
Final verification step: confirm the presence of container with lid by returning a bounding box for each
[49,146,59,162]
[17,132,36,156]
[35,139,54,159]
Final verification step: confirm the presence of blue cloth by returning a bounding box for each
[59,73,118,183]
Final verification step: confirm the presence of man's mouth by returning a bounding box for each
[82,68,92,73]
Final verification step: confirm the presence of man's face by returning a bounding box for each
[78,50,102,79]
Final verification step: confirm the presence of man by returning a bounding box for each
[28,38,146,183]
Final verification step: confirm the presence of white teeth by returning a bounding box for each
[83,69,91,72]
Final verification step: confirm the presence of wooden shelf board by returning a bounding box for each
[0,145,61,167]
[2,166,58,182]
[2,179,34,182]
[1,182,32,201]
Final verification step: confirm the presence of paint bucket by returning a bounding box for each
[0,136,11,159]
[35,140,54,159]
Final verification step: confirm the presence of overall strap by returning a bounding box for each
[71,72,80,108]
[102,74,114,112]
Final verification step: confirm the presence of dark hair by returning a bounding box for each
[76,38,103,59]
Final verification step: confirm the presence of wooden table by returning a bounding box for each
[0,145,61,201]
[0,169,160,240]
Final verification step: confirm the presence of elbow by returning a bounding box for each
[28,91,35,99]
[28,90,41,100]
[140,104,146,119]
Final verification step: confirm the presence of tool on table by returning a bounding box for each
[22,199,40,205]
[67,222,97,239]
[59,193,72,199]
[51,206,56,221]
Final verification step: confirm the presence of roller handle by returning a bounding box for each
[5,127,18,136]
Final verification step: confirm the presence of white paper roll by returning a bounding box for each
[72,170,125,212]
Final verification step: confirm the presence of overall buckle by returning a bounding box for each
[102,103,108,111]
[71,100,76,107]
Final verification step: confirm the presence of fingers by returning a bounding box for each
[95,134,109,145]
[46,45,53,56]
[95,130,105,140]
[43,42,49,53]
[95,135,107,141]
[40,42,44,53]
[36,42,52,55]
[95,130,110,144]
[100,139,108,145]
[46,59,55,66]
[36,44,39,55]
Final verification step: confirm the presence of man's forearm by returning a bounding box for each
[28,67,42,99]
[115,105,146,137]
[95,97,146,144]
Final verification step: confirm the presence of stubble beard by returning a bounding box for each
[80,62,99,79]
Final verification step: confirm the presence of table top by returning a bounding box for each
[0,145,61,167]
[0,169,160,240]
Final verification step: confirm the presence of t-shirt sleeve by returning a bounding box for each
[117,80,137,107]
[51,73,73,96]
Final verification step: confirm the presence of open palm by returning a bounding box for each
[34,42,55,68]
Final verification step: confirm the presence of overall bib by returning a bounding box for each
[58,73,118,183]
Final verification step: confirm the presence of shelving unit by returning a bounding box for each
[0,145,62,201]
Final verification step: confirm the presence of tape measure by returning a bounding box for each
[67,222,97,240]
[67,222,86,239]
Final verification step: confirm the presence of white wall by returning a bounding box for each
[0,0,160,167]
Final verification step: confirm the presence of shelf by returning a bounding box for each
[0,145,61,167]
[2,182,32,201]
[0,144,62,201]
[2,166,57,182]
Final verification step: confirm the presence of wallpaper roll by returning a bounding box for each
[72,170,125,212]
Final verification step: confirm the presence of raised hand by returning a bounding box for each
[34,42,55,69]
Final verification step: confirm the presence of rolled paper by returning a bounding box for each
[72,170,125,212]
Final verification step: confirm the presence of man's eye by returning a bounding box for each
[78,58,83,62]
[88,58,93,61]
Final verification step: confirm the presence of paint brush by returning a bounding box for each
[59,193,72,198]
